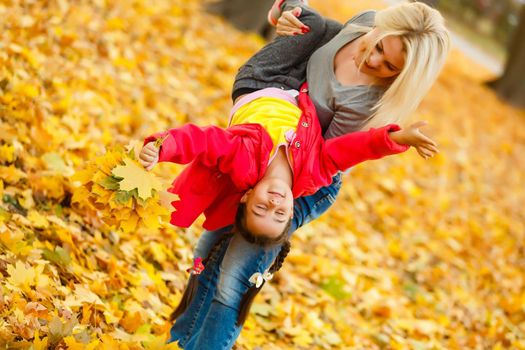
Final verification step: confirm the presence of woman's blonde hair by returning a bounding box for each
[351,2,450,129]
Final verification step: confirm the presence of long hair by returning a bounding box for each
[348,2,451,129]
[236,240,291,326]
[170,203,291,321]
[170,233,231,321]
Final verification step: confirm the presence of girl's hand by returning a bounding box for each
[276,7,310,36]
[389,121,439,160]
[139,142,159,170]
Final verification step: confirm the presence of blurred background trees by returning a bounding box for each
[416,0,524,107]
[206,0,275,39]
[488,5,525,107]
[429,0,522,43]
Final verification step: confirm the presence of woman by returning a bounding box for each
[168,1,450,349]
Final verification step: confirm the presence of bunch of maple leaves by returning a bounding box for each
[1,0,525,349]
[71,146,170,234]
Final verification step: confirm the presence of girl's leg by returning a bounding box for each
[185,233,280,350]
[233,1,343,97]
[290,172,343,232]
[184,173,344,349]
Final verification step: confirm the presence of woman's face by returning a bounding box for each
[355,28,405,80]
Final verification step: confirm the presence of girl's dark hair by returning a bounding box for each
[235,203,291,246]
[170,203,292,322]
[170,233,231,321]
[236,240,291,326]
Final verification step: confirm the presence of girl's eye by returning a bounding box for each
[375,43,383,53]
[257,205,266,210]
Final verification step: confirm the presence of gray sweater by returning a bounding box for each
[307,11,385,139]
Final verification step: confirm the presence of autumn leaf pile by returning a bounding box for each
[1,0,524,349]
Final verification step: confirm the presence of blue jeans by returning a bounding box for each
[168,173,343,349]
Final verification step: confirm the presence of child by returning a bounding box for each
[139,85,435,242]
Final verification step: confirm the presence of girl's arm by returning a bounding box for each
[140,124,241,169]
[320,124,409,174]
[321,122,438,173]
[388,121,439,160]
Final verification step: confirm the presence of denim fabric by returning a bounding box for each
[169,173,343,349]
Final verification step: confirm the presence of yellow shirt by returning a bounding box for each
[230,97,301,159]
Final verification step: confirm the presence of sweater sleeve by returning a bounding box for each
[321,124,409,173]
[143,124,240,167]
[343,10,376,27]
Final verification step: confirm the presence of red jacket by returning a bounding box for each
[144,86,408,230]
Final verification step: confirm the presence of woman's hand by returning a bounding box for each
[139,142,160,170]
[389,121,439,159]
[275,7,310,36]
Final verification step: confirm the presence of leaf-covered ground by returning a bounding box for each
[1,0,524,349]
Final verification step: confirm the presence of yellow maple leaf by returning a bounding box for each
[63,284,105,308]
[112,158,163,200]
[96,150,124,176]
[32,330,49,350]
[63,336,86,350]
[7,261,37,291]
[27,210,50,229]
[119,212,140,233]
[159,190,180,209]
[0,144,15,163]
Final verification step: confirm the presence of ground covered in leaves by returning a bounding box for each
[1,0,525,349]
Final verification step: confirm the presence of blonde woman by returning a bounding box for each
[168,2,450,349]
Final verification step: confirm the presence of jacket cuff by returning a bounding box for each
[143,132,170,162]
[373,124,410,155]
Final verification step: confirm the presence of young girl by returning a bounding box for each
[165,1,450,349]
[139,86,433,241]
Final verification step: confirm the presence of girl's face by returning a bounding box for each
[355,28,405,80]
[240,178,294,240]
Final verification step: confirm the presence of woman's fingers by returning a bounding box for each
[276,26,301,36]
[282,8,306,29]
[276,8,308,36]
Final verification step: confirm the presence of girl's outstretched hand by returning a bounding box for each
[139,142,159,170]
[389,121,439,160]
[276,7,310,36]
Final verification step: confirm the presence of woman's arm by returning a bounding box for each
[232,4,342,97]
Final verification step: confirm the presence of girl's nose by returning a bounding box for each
[269,198,281,206]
